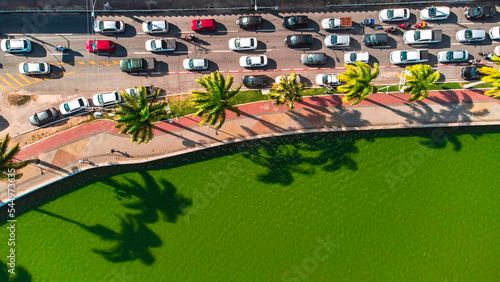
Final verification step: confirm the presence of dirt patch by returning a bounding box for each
[7,94,31,106]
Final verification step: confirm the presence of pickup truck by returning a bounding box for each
[403,29,442,44]
[390,49,429,65]
[120,57,156,73]
[321,17,352,31]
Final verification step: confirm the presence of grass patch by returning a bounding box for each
[7,94,31,106]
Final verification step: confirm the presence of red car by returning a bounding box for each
[191,19,216,31]
[86,40,115,53]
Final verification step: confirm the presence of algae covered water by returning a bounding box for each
[1,127,499,281]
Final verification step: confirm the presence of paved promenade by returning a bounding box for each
[1,89,500,204]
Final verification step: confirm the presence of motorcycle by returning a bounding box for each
[415,22,428,29]
[360,18,375,26]
[55,45,67,52]
[468,58,481,65]
[479,52,493,60]
[184,34,195,41]
[398,22,412,29]
[384,27,397,33]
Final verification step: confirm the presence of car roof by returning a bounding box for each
[9,39,26,49]
[147,20,166,28]
[26,62,45,72]
[192,58,207,67]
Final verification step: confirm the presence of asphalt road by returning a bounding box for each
[0,5,499,135]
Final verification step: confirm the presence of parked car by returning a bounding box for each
[315,73,340,87]
[465,6,496,20]
[437,50,468,63]
[142,20,168,34]
[456,29,486,43]
[59,97,89,115]
[363,33,388,47]
[403,29,442,44]
[1,38,31,53]
[236,16,263,28]
[228,37,258,51]
[29,108,58,126]
[324,34,350,48]
[282,15,308,28]
[191,19,216,31]
[93,20,125,33]
[145,38,176,52]
[275,75,301,84]
[489,27,500,40]
[183,58,208,70]
[86,40,115,53]
[461,66,484,80]
[321,17,353,31]
[18,62,50,75]
[300,53,326,65]
[92,91,122,107]
[495,46,500,56]
[284,34,313,48]
[242,75,268,88]
[239,55,268,68]
[420,6,450,20]
[344,51,369,64]
[379,8,410,22]
[125,85,156,97]
[390,49,429,64]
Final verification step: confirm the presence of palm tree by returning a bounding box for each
[338,61,379,105]
[479,55,500,98]
[0,134,29,180]
[400,64,440,102]
[270,72,306,111]
[189,71,241,130]
[114,86,168,144]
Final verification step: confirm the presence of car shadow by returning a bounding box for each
[253,41,268,54]
[20,41,47,58]
[369,56,380,67]
[349,37,362,51]
[211,23,227,36]
[99,24,137,38]
[156,61,169,74]
[255,19,276,33]
[169,42,189,56]
[167,24,182,38]
[107,43,128,57]
[264,58,278,70]
[0,116,9,131]
[206,60,219,72]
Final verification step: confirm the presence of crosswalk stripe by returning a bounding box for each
[79,62,87,66]
[5,73,26,86]
[0,82,7,91]
[16,74,34,85]
[0,76,17,89]
[88,61,99,66]
[100,61,112,66]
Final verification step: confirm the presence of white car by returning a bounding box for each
[456,29,486,43]
[495,46,500,56]
[239,55,268,68]
[18,62,50,75]
[390,49,429,64]
[92,91,122,107]
[1,38,31,53]
[403,29,443,44]
[324,34,350,48]
[93,20,125,33]
[315,74,340,87]
[183,58,208,70]
[379,8,410,22]
[145,38,176,52]
[344,52,369,64]
[275,75,302,84]
[437,50,469,63]
[489,27,500,40]
[59,97,89,115]
[321,18,352,30]
[420,6,450,20]
[228,37,258,51]
[124,85,156,98]
[142,20,168,34]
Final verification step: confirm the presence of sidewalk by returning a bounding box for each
[2,89,500,204]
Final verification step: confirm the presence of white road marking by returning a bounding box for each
[221,30,239,33]
[151,72,161,75]
[212,50,231,53]
[173,51,191,54]
[255,49,272,52]
[459,22,475,25]
[134,52,152,54]
[451,43,463,45]
[281,69,291,70]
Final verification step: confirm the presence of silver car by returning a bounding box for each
[142,20,168,34]
[324,34,350,48]
[1,38,31,53]
[300,53,326,65]
[29,108,58,126]
[19,62,50,75]
[456,29,486,43]
[183,58,208,70]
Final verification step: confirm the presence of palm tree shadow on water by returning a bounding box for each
[1,259,31,281]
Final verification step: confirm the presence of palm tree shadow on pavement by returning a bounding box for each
[100,171,192,224]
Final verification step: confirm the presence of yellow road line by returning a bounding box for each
[6,73,25,87]
[57,62,65,65]
[88,61,98,66]
[63,70,82,75]
[79,62,87,66]
[100,61,112,66]
[17,74,34,85]
[112,60,120,64]
[31,76,43,82]
[0,75,18,89]
[0,82,8,91]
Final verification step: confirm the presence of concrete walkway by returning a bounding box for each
[2,89,500,204]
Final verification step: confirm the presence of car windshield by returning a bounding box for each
[114,22,120,29]
[235,39,240,47]
[78,99,85,106]
[147,22,153,30]
[98,21,104,30]
[472,7,481,17]
[308,55,314,62]
[388,10,394,18]
[322,75,328,84]
[446,52,454,60]
[246,57,252,64]
[33,113,40,123]
[250,38,255,45]
[189,60,194,68]
[428,7,437,17]
[92,41,97,50]
[289,17,296,25]
[5,40,10,49]
[151,41,157,49]
[242,17,249,25]
[98,95,104,104]
[400,51,407,61]
[248,77,254,86]
[465,30,472,39]
[38,63,45,72]
[197,20,202,29]
[64,103,70,112]
[414,31,421,40]
[23,64,29,73]
[330,35,337,44]
[291,36,297,45]
[350,53,357,61]
[369,35,377,44]
[328,19,335,27]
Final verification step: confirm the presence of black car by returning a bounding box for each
[465,6,496,20]
[282,16,308,29]
[461,66,484,80]
[242,75,268,88]
[236,16,263,28]
[363,33,389,47]
[284,34,313,48]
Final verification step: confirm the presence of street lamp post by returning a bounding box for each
[91,0,98,19]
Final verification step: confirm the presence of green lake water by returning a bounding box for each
[1,127,499,281]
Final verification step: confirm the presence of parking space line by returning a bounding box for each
[0,83,7,91]
[134,52,151,55]
[255,49,272,52]
[212,50,231,53]
[31,76,43,82]
[88,61,99,66]
[0,76,17,89]
[79,62,87,66]
[16,74,34,85]
[5,73,25,86]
